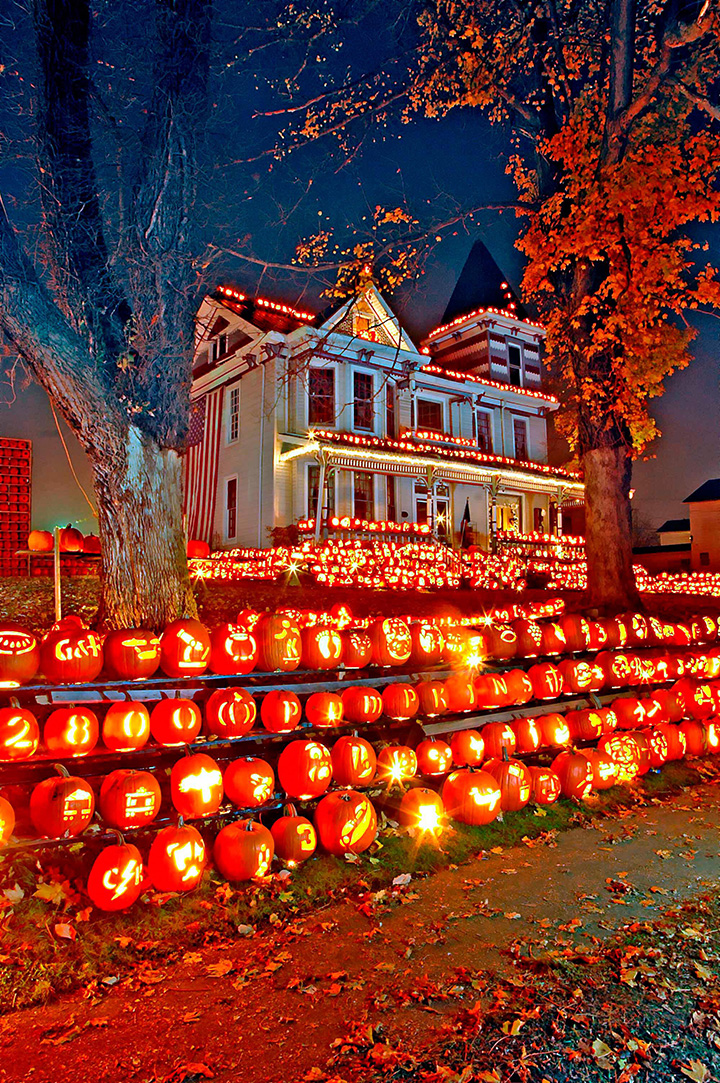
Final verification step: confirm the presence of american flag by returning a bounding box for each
[183,389,223,543]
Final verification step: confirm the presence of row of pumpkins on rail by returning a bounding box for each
[2,643,720,761]
[2,609,720,687]
[5,704,717,912]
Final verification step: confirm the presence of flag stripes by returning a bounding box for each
[183,388,223,543]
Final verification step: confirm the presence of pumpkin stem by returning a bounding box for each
[52,763,70,778]
[245,820,255,832]
[502,747,510,762]
[108,829,125,846]
[9,696,20,709]
[283,803,297,818]
[177,815,185,827]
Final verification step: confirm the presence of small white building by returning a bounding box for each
[185,272,583,550]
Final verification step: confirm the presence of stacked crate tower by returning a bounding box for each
[0,439,31,576]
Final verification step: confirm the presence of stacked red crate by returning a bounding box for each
[0,438,31,577]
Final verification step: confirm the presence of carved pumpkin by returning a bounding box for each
[586,620,610,652]
[375,745,418,784]
[381,683,419,721]
[150,699,202,746]
[595,651,634,689]
[59,525,83,552]
[87,840,144,911]
[643,726,669,768]
[331,735,376,786]
[654,721,687,760]
[551,750,594,799]
[679,719,707,758]
[528,765,561,804]
[204,687,257,738]
[558,614,590,653]
[213,820,274,881]
[625,730,651,775]
[484,624,518,661]
[277,740,332,800]
[0,623,40,685]
[301,627,343,670]
[369,618,412,667]
[398,787,444,833]
[440,769,501,825]
[254,614,302,672]
[260,689,302,733]
[409,622,445,666]
[99,769,161,828]
[224,757,275,807]
[314,790,377,855]
[527,662,564,701]
[612,697,646,730]
[305,691,344,728]
[512,619,544,658]
[148,823,207,892]
[598,732,640,780]
[675,679,716,721]
[540,622,567,655]
[449,729,485,767]
[170,753,224,819]
[415,738,453,776]
[443,674,476,713]
[0,796,15,845]
[44,706,99,757]
[0,703,39,761]
[30,766,95,837]
[27,529,53,551]
[705,719,720,753]
[504,669,534,705]
[511,716,541,754]
[416,680,449,718]
[557,658,603,694]
[102,702,151,752]
[40,627,103,684]
[103,629,161,680]
[208,624,258,675]
[159,618,211,677]
[584,749,618,790]
[484,752,532,811]
[474,674,511,710]
[565,708,604,743]
[342,631,373,669]
[341,686,383,724]
[537,712,571,748]
[271,804,317,865]
[481,721,516,760]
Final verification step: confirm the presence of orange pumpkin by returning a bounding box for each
[148,823,207,892]
[449,729,485,767]
[440,769,501,825]
[224,757,275,807]
[409,622,445,666]
[342,631,373,669]
[654,721,687,761]
[30,766,95,837]
[484,624,518,660]
[331,735,376,786]
[0,796,15,845]
[540,622,567,655]
[0,623,40,685]
[551,750,594,799]
[381,683,420,721]
[102,702,151,752]
[27,529,53,551]
[369,618,412,667]
[44,706,99,756]
[481,721,516,760]
[150,699,202,746]
[565,708,604,743]
[341,686,383,724]
[398,787,444,833]
[254,614,302,672]
[484,753,532,811]
[87,841,144,911]
[271,804,317,865]
[170,754,223,819]
[375,745,418,784]
[558,614,590,653]
[474,674,511,710]
[443,674,476,713]
[504,668,534,705]
[204,687,257,738]
[557,658,604,694]
[416,680,449,717]
[40,627,103,684]
[305,692,344,728]
[277,740,332,800]
[159,618,211,677]
[314,790,377,855]
[528,765,561,804]
[99,769,161,828]
[103,629,161,680]
[213,820,274,881]
[59,525,83,552]
[511,716,541,753]
[0,703,40,761]
[527,662,564,700]
[512,619,544,657]
[415,738,453,776]
[584,749,618,790]
[208,624,258,675]
[82,534,101,554]
[260,689,302,733]
[537,712,571,748]
[187,539,210,559]
[301,627,343,670]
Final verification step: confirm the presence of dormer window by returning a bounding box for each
[210,333,227,363]
[508,344,522,386]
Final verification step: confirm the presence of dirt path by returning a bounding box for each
[1,784,719,1083]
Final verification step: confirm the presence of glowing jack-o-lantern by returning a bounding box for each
[376,744,418,785]
[277,740,332,800]
[40,628,103,684]
[148,822,207,892]
[305,692,344,728]
[409,622,445,666]
[87,839,144,911]
[558,614,590,653]
[512,619,544,658]
[30,765,95,837]
[551,750,594,799]
[443,674,476,713]
[643,726,670,768]
[0,796,15,845]
[369,618,412,667]
[415,738,453,776]
[558,658,603,694]
[484,753,532,811]
[331,735,376,786]
[0,623,40,686]
[102,702,151,752]
[103,629,161,680]
[612,697,646,730]
[527,662,564,701]
[254,614,302,672]
[538,713,571,748]
[598,732,641,782]
[416,680,449,718]
[271,804,317,865]
[0,702,40,761]
[171,753,224,819]
[540,622,567,656]
[586,620,610,652]
[679,719,707,758]
[314,790,377,855]
[99,769,161,829]
[150,699,202,746]
[224,757,275,808]
[481,722,516,760]
[301,627,343,671]
[260,689,302,733]
[341,686,383,724]
[208,623,258,675]
[528,765,561,805]
[440,769,501,825]
[485,624,518,661]
[342,631,373,669]
[399,787,445,834]
[382,683,419,721]
[584,749,618,790]
[205,687,257,738]
[160,619,211,678]
[511,716,541,754]
[44,706,99,757]
[443,627,487,669]
[504,669,534,705]
[654,721,686,761]
[474,674,511,710]
[213,819,274,881]
[449,729,485,767]
[565,708,604,743]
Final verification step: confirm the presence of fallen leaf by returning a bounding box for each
[501,1018,525,1035]
[206,959,233,977]
[680,1060,711,1082]
[54,923,77,941]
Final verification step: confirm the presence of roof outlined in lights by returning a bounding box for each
[216,284,315,324]
[425,306,545,341]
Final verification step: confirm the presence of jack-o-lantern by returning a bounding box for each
[301,627,343,670]
[643,726,669,768]
[30,765,95,837]
[103,629,161,680]
[376,745,418,784]
[260,689,302,733]
[504,669,534,706]
[584,749,618,790]
[679,719,707,758]
[382,683,419,721]
[415,738,453,776]
[342,631,373,669]
[551,750,594,799]
[0,796,15,845]
[484,752,532,811]
[512,619,544,658]
[654,686,686,723]
[449,729,485,767]
[481,721,516,760]
[595,651,634,689]
[341,686,383,724]
[171,753,224,819]
[528,765,561,804]
[208,624,258,675]
[565,708,604,743]
[0,623,40,686]
[205,687,257,738]
[102,702,150,752]
[40,627,103,684]
[305,692,344,728]
[443,674,476,713]
[148,822,207,892]
[331,735,376,786]
[213,820,274,881]
[485,624,518,661]
[369,618,412,667]
[150,699,202,746]
[675,679,716,721]
[604,618,626,649]
[44,706,99,756]
[440,769,501,825]
[0,702,39,761]
[416,680,449,718]
[558,614,590,653]
[254,614,302,672]
[28,529,53,552]
[99,769,161,829]
[159,619,211,678]
[557,658,603,694]
[511,716,541,754]
[409,622,445,666]
[598,732,641,782]
[87,839,144,911]
[398,787,444,833]
[235,608,260,629]
[314,790,377,855]
[586,620,610,652]
[625,730,651,775]
[612,697,646,730]
[474,674,511,710]
[540,622,567,655]
[224,757,275,807]
[537,712,571,748]
[654,722,687,761]
[527,662,564,701]
[271,804,317,865]
[705,719,720,753]
[277,740,332,800]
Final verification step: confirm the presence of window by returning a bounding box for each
[226,477,237,540]
[308,465,335,520]
[533,507,545,532]
[386,382,396,438]
[414,480,428,525]
[701,551,710,567]
[508,344,522,386]
[353,371,374,431]
[227,385,240,444]
[211,333,227,363]
[417,398,443,434]
[353,471,374,520]
[513,418,528,461]
[308,368,335,425]
[386,475,397,521]
[477,410,492,451]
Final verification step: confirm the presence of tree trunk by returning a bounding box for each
[88,424,196,629]
[582,442,640,612]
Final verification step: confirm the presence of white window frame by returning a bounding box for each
[512,416,529,460]
[476,407,493,451]
[415,393,446,435]
[507,342,524,387]
[351,367,375,434]
[224,474,238,541]
[352,470,376,520]
[307,364,337,429]
[226,384,240,445]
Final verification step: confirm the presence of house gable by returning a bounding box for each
[319,286,416,353]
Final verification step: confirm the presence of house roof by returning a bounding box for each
[441,240,528,324]
[658,518,690,532]
[683,480,720,503]
[213,285,315,334]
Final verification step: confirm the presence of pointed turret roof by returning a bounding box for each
[442,240,527,323]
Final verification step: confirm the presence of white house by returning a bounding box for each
[185,263,584,551]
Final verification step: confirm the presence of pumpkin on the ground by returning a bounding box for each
[440,769,501,825]
[415,738,453,776]
[399,787,445,834]
[484,752,532,811]
[213,820,274,881]
[86,840,144,911]
[551,750,594,799]
[375,745,418,784]
[271,804,317,865]
[528,765,561,804]
[148,822,207,891]
[314,790,377,855]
